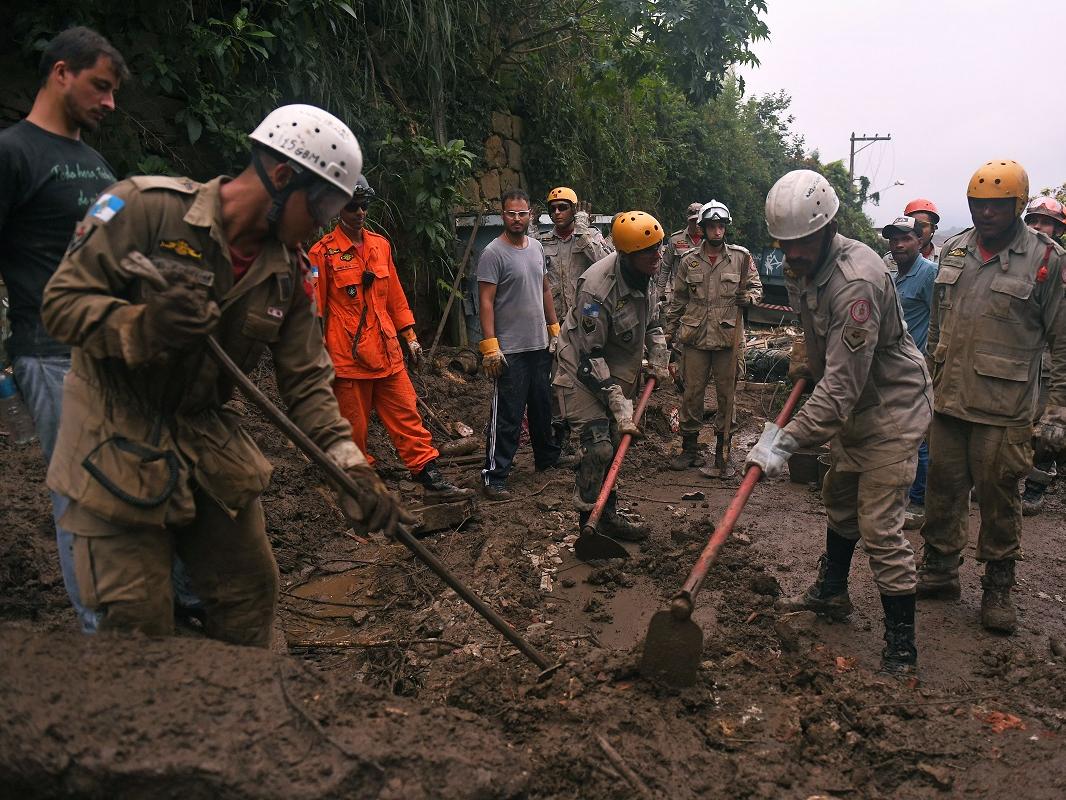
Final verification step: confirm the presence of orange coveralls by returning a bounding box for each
[309,226,437,472]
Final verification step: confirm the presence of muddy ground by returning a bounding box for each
[2,349,1065,798]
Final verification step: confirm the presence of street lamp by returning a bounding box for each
[869,179,904,206]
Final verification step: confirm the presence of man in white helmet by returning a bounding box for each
[663,199,762,476]
[40,104,414,646]
[747,169,932,675]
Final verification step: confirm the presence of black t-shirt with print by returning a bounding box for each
[0,120,116,358]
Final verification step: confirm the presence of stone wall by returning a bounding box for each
[460,111,526,209]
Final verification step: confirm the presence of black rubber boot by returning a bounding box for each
[669,432,703,470]
[916,547,962,600]
[415,460,474,504]
[879,593,917,676]
[981,560,1017,634]
[599,492,649,542]
[775,529,856,620]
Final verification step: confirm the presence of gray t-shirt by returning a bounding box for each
[477,236,548,354]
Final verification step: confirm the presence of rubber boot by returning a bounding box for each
[669,432,704,470]
[415,460,474,505]
[775,529,856,620]
[915,547,961,600]
[879,593,917,676]
[599,492,649,542]
[981,560,1017,634]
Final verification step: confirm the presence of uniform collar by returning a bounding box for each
[812,233,844,288]
[612,254,646,298]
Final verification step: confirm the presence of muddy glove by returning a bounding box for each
[744,422,799,480]
[788,336,814,384]
[401,328,424,368]
[607,385,642,438]
[547,322,561,355]
[1036,405,1066,453]
[143,278,220,352]
[479,337,508,379]
[645,330,670,385]
[326,439,417,536]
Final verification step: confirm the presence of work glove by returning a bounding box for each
[401,329,424,368]
[143,277,220,352]
[479,337,508,379]
[645,330,670,385]
[547,322,561,356]
[788,336,814,384]
[326,439,418,536]
[1036,405,1066,453]
[744,422,799,480]
[607,385,642,439]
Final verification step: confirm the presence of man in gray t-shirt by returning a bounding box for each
[477,189,563,498]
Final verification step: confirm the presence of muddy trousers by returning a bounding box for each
[921,412,1032,562]
[70,490,279,647]
[334,370,438,473]
[822,454,918,595]
[678,346,737,434]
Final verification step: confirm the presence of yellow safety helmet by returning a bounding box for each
[612,211,664,254]
[966,159,1029,217]
[547,186,578,205]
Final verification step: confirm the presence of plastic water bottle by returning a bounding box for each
[0,371,37,445]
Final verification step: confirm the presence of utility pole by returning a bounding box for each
[849,132,892,185]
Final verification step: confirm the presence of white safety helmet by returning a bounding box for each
[765,169,840,241]
[250,104,363,195]
[698,199,731,226]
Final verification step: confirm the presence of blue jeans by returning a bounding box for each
[12,356,200,631]
[909,438,928,506]
[482,348,560,486]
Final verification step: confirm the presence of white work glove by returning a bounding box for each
[1036,405,1066,452]
[547,323,561,355]
[645,330,670,385]
[402,331,424,368]
[479,337,508,379]
[325,440,417,536]
[607,385,642,438]
[744,422,799,480]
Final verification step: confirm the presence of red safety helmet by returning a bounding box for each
[903,198,940,224]
[1025,196,1066,226]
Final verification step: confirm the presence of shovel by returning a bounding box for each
[206,336,556,676]
[640,379,807,687]
[574,378,656,562]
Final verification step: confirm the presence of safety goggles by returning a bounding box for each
[306,181,351,227]
[502,210,531,220]
[701,210,730,223]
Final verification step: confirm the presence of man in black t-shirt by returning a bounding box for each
[0,27,128,631]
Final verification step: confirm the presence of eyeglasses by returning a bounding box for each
[502,210,531,220]
[344,201,370,212]
[549,203,572,214]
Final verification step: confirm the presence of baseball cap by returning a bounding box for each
[881,215,919,238]
[686,202,703,220]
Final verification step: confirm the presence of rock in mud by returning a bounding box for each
[774,610,818,651]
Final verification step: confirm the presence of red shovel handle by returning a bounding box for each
[671,379,808,619]
[583,378,657,532]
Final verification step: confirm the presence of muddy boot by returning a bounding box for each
[879,593,917,676]
[915,548,961,600]
[775,529,856,620]
[669,433,704,470]
[1021,465,1052,516]
[981,560,1017,634]
[415,460,474,504]
[599,493,649,542]
[698,433,734,478]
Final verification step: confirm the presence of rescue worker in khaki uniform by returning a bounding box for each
[553,211,671,541]
[309,177,471,503]
[917,161,1066,634]
[1019,196,1066,516]
[41,105,413,646]
[537,186,613,451]
[664,200,762,475]
[653,202,704,309]
[748,170,932,675]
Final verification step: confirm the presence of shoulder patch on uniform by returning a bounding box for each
[340,253,354,261]
[88,193,124,223]
[159,239,202,260]
[848,298,871,323]
[946,247,967,258]
[66,221,95,255]
[581,316,597,334]
[582,302,601,317]
[128,175,198,193]
[842,325,868,352]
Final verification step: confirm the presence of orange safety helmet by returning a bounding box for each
[547,186,578,205]
[903,198,940,225]
[612,211,664,254]
[967,160,1029,217]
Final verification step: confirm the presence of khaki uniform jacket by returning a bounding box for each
[537,223,613,318]
[553,253,655,405]
[653,228,701,297]
[928,223,1066,426]
[42,176,352,529]
[783,234,932,472]
[663,242,763,350]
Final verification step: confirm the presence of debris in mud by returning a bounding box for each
[748,573,781,596]
[586,566,632,588]
[681,491,705,501]
[976,709,1026,733]
[774,610,818,651]
[916,761,955,790]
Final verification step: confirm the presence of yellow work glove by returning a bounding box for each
[547,322,561,355]
[479,337,508,379]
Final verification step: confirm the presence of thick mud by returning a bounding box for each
[2,352,1065,798]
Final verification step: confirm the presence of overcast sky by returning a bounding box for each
[738,0,1066,232]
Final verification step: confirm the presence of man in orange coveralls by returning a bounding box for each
[309,177,472,503]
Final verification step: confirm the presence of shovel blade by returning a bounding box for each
[639,609,703,687]
[574,530,630,562]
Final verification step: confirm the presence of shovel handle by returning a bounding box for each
[672,379,807,619]
[206,336,552,671]
[583,378,657,534]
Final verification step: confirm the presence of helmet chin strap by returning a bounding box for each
[253,150,311,235]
